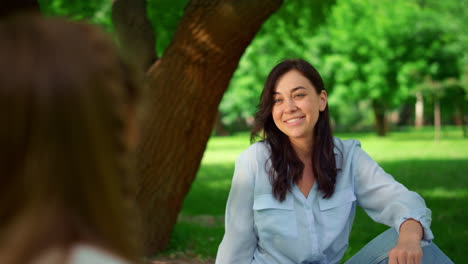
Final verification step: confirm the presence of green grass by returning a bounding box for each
[161,127,467,263]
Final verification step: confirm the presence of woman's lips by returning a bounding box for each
[284,116,305,125]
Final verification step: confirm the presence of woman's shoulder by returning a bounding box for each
[333,136,362,154]
[332,136,364,170]
[30,244,130,264]
[238,141,270,162]
[68,244,130,264]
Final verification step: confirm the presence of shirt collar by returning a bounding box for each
[334,146,343,171]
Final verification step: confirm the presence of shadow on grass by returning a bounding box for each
[168,159,466,263]
[379,159,467,190]
[180,162,235,216]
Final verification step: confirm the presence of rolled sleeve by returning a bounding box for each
[396,208,434,246]
[352,145,434,245]
[216,150,257,264]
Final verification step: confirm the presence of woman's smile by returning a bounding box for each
[284,116,305,125]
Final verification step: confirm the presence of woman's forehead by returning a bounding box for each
[274,70,313,93]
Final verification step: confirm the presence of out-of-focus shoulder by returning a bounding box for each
[31,244,130,264]
[238,141,269,161]
[68,244,130,264]
[333,136,362,155]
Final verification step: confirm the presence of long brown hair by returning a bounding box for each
[0,14,140,263]
[251,59,337,201]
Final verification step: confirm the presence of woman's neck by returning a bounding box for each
[290,137,313,163]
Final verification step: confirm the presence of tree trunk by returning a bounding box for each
[372,100,387,136]
[454,101,467,138]
[463,109,467,139]
[135,0,283,254]
[415,91,424,128]
[1,0,40,17]
[434,96,441,143]
[397,103,412,126]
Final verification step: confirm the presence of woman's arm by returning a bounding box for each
[352,146,434,245]
[349,142,434,264]
[215,150,258,264]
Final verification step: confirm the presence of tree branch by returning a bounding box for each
[112,0,157,72]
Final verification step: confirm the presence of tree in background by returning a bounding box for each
[312,0,466,136]
[314,0,416,135]
[218,0,467,136]
[112,0,283,254]
[395,0,465,139]
[37,0,283,255]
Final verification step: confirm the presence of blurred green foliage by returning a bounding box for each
[38,0,113,30]
[38,0,467,133]
[146,0,187,57]
[313,0,462,130]
[221,0,467,132]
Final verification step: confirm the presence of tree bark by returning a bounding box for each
[134,0,283,254]
[372,100,387,136]
[1,0,40,17]
[112,0,157,71]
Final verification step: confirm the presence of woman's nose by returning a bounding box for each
[284,98,297,113]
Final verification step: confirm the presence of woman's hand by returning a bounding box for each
[388,237,422,264]
[389,219,423,264]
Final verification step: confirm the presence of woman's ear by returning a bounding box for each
[319,90,328,112]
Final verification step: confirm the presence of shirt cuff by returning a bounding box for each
[396,208,434,247]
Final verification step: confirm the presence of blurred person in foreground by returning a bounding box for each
[0,13,141,264]
[216,59,453,264]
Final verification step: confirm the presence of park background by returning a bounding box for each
[36,0,467,263]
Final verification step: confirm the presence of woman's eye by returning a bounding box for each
[294,93,306,98]
[274,98,282,103]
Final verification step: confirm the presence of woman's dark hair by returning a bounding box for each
[251,59,336,201]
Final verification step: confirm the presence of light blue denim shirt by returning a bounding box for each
[216,137,433,264]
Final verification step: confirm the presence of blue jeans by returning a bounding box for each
[345,229,454,264]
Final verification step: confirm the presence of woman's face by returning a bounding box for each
[271,70,327,142]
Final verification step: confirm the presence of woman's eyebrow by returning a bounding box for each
[291,86,306,92]
[273,86,306,95]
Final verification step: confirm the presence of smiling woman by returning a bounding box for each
[253,60,337,202]
[272,70,327,146]
[215,59,454,264]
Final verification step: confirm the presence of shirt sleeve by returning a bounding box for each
[216,150,258,263]
[352,145,434,245]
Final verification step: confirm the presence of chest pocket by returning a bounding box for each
[319,187,356,211]
[253,194,298,238]
[318,187,356,228]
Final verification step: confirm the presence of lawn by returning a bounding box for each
[160,127,467,263]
